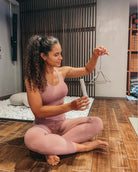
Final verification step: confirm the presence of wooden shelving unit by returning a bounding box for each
[127,15,138,95]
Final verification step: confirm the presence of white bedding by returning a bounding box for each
[0,96,94,121]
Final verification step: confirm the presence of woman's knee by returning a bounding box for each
[88,117,103,132]
[24,129,36,150]
[24,127,46,151]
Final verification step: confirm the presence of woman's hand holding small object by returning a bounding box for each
[93,46,109,58]
[70,96,90,111]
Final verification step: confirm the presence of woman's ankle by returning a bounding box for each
[76,143,88,152]
[75,140,108,153]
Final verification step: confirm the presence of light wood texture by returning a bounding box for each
[0,99,137,172]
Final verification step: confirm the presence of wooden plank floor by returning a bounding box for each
[0,99,137,172]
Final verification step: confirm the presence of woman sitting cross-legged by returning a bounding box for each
[24,35,109,166]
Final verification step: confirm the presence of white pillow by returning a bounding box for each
[10,92,30,107]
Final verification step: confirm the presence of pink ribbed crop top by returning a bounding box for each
[35,68,68,123]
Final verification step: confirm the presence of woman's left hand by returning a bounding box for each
[70,96,90,111]
[93,46,109,58]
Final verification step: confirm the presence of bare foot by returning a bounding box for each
[76,140,109,152]
[86,140,108,151]
[45,155,60,166]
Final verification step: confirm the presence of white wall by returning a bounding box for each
[0,0,22,97]
[95,0,129,98]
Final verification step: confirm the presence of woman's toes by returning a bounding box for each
[46,155,60,166]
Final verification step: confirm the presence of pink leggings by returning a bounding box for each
[24,116,103,155]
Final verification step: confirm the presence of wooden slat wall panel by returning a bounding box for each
[19,0,97,97]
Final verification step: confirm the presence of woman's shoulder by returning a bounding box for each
[55,66,70,79]
[25,78,39,93]
[56,66,71,72]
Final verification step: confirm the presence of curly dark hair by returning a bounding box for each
[24,35,59,92]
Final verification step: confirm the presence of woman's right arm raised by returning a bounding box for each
[25,80,90,118]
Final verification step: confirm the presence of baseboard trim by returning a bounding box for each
[95,96,127,100]
[0,94,12,100]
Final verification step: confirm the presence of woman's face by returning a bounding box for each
[45,43,63,67]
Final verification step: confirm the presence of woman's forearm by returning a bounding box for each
[85,53,98,74]
[34,102,72,118]
[33,96,90,118]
